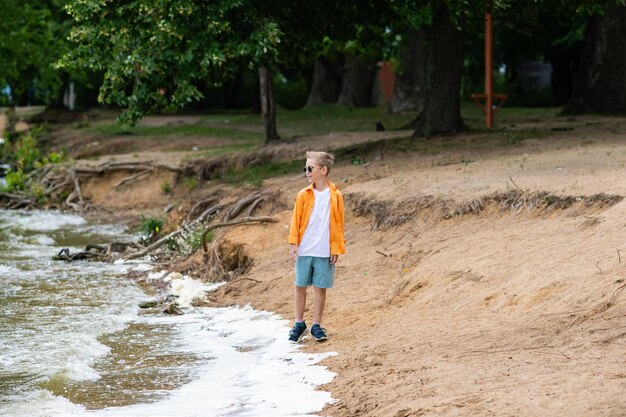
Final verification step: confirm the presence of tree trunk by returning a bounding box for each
[412,0,464,138]
[337,54,376,107]
[259,67,279,143]
[391,28,427,113]
[564,6,626,114]
[305,53,344,107]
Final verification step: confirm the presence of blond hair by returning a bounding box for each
[306,151,335,174]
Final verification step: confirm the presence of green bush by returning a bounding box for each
[1,169,28,193]
[15,134,41,172]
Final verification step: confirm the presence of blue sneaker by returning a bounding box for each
[310,324,327,342]
[288,321,307,342]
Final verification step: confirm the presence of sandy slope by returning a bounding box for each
[207,119,626,417]
[73,115,626,416]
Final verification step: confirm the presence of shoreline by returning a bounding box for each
[5,111,626,416]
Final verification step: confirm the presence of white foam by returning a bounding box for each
[168,276,223,307]
[131,263,153,272]
[2,307,337,417]
[0,264,19,275]
[34,235,57,245]
[1,211,86,232]
[146,270,168,280]
[89,306,336,417]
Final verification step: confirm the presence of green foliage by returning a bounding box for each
[3,131,67,176]
[38,151,65,166]
[14,134,41,172]
[138,216,163,238]
[0,0,78,106]
[185,229,208,252]
[60,0,284,125]
[1,169,28,193]
[29,183,46,204]
[161,182,172,194]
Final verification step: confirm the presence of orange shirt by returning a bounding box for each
[288,180,346,255]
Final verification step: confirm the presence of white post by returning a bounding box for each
[69,81,75,111]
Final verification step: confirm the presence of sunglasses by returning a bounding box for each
[303,166,315,173]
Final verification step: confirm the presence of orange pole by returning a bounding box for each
[485,11,493,128]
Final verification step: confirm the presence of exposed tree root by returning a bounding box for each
[65,168,85,210]
[75,161,181,175]
[0,192,35,209]
[186,197,219,223]
[222,192,264,222]
[114,169,153,189]
[201,216,278,253]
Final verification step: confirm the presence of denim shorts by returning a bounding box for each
[295,256,335,288]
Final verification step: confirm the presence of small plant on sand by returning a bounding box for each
[351,155,365,165]
[183,176,198,190]
[161,181,172,194]
[139,216,164,239]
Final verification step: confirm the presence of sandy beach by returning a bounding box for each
[48,113,626,416]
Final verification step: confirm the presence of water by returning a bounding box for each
[0,210,335,417]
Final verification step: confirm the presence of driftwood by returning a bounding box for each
[125,202,226,260]
[201,216,278,252]
[52,242,141,262]
[52,248,111,262]
[124,226,188,261]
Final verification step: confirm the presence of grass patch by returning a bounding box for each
[197,104,415,139]
[161,181,172,194]
[461,102,561,131]
[86,123,263,142]
[183,177,198,190]
[224,160,303,187]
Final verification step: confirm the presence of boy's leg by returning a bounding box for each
[313,286,326,325]
[295,286,307,322]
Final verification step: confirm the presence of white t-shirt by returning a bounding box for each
[298,187,331,257]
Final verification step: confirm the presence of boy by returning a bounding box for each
[287,151,346,342]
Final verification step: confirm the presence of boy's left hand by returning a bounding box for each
[330,255,338,264]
